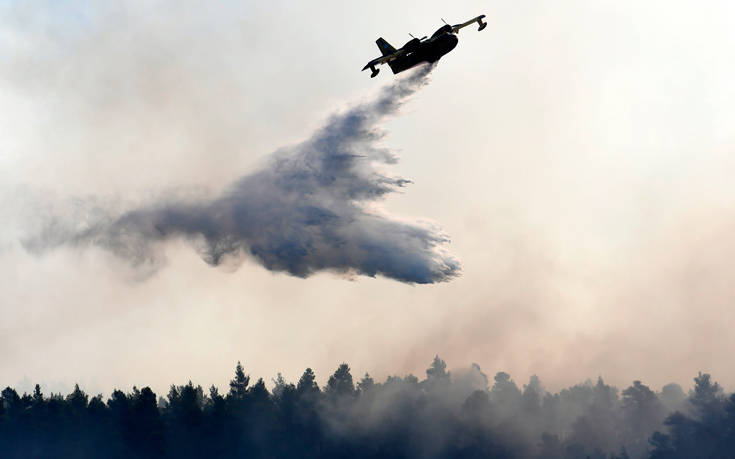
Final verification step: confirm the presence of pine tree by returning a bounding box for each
[32,384,43,404]
[357,373,375,394]
[426,355,450,381]
[425,356,451,391]
[326,363,355,398]
[228,361,250,400]
[296,368,319,395]
[67,383,89,413]
[1,387,21,417]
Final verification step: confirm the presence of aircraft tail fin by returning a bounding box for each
[376,38,396,56]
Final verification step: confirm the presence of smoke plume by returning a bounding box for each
[25,64,460,284]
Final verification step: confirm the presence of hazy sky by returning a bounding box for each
[2,0,735,396]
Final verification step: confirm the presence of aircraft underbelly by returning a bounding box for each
[389,54,422,74]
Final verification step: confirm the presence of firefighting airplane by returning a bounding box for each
[362,15,487,78]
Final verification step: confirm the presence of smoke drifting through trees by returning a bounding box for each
[2,358,732,458]
[22,65,459,284]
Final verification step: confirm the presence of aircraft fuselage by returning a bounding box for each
[388,33,458,74]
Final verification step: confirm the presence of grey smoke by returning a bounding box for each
[25,64,460,284]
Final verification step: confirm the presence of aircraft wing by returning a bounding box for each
[452,15,487,33]
[362,50,403,71]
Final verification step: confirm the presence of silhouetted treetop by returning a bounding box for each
[297,367,319,396]
[357,373,375,395]
[426,355,450,382]
[228,361,250,400]
[326,363,355,398]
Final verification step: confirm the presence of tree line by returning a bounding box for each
[1,357,734,458]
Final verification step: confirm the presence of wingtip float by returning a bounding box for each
[362,15,487,78]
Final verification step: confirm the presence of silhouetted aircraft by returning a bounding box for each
[362,15,487,78]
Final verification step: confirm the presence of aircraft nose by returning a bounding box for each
[447,34,458,51]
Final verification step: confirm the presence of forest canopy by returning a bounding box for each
[1,358,733,458]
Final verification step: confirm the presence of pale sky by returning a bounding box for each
[2,0,735,396]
